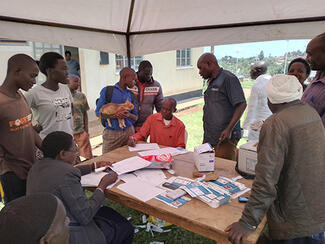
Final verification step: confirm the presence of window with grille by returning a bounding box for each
[176,48,192,67]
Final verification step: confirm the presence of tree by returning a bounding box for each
[258,50,264,60]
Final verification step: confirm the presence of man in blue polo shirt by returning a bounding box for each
[96,67,138,153]
[197,53,247,161]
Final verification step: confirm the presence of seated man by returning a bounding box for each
[0,193,69,244]
[128,98,186,148]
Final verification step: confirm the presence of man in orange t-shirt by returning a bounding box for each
[128,98,186,148]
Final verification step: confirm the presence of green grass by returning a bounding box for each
[86,191,215,244]
[241,80,255,89]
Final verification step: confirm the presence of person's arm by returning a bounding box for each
[59,169,105,225]
[34,130,42,149]
[176,124,186,148]
[226,118,288,242]
[242,85,258,130]
[133,116,151,141]
[219,102,246,141]
[219,76,247,142]
[82,95,90,133]
[95,87,107,117]
[154,83,164,112]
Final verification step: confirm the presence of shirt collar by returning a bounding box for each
[313,71,325,85]
[157,113,176,126]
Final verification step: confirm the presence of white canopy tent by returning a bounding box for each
[1,0,325,58]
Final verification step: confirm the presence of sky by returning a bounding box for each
[204,39,310,59]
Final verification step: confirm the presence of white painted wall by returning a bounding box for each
[79,47,204,110]
[0,42,33,84]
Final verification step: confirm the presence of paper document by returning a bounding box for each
[117,179,165,202]
[110,156,151,175]
[119,173,138,183]
[138,147,189,157]
[133,169,167,186]
[81,172,120,189]
[128,143,160,152]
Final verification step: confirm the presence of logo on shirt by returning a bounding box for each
[144,87,159,93]
[53,97,72,122]
[9,114,32,132]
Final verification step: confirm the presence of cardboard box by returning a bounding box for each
[194,143,215,172]
[238,141,258,175]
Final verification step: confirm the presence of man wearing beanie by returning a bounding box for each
[0,193,69,244]
[226,74,325,244]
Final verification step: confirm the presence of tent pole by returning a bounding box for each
[126,0,135,68]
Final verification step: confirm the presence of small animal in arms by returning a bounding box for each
[99,98,134,129]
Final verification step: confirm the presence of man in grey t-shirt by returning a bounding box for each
[197,53,247,161]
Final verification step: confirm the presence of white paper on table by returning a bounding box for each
[81,172,120,189]
[133,169,167,186]
[119,173,138,183]
[117,179,166,202]
[138,147,189,156]
[128,143,160,152]
[110,156,151,175]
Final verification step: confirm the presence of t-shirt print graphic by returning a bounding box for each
[53,97,72,122]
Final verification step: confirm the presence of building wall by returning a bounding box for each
[0,42,33,84]
[79,47,204,110]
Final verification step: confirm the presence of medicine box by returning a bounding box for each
[194,143,215,173]
[238,141,258,175]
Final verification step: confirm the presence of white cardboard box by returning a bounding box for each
[238,141,258,175]
[194,143,215,172]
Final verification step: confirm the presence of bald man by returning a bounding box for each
[197,53,246,160]
[302,32,325,127]
[0,54,42,203]
[95,67,138,153]
[128,98,186,148]
[243,61,272,141]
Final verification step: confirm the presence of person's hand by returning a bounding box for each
[127,136,136,147]
[96,161,113,168]
[33,124,43,133]
[115,110,129,119]
[98,170,118,190]
[219,128,231,142]
[225,222,253,244]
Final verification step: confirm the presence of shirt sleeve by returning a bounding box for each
[154,82,164,112]
[242,85,259,129]
[133,116,151,141]
[130,92,138,116]
[225,75,246,107]
[60,169,104,225]
[239,117,288,229]
[82,94,90,112]
[176,123,186,148]
[24,88,35,108]
[95,87,107,117]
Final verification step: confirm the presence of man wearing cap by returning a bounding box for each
[226,74,325,244]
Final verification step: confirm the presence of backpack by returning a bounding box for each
[96,86,136,127]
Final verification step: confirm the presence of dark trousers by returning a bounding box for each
[259,236,325,244]
[94,206,134,244]
[0,172,26,204]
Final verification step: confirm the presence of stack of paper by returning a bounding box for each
[128,143,160,152]
[110,156,151,175]
[81,171,120,189]
[138,147,188,157]
[117,179,165,202]
[156,192,191,208]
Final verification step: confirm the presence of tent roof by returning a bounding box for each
[1,0,325,57]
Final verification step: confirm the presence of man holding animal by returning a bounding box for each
[128,98,186,148]
[96,67,138,153]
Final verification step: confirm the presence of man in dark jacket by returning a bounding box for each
[226,74,325,244]
[129,60,164,131]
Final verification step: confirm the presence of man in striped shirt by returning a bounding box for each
[302,32,325,126]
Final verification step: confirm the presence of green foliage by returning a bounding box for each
[258,50,264,60]
[218,50,306,77]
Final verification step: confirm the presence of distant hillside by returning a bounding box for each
[218,50,306,78]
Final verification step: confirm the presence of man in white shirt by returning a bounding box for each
[243,61,272,141]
